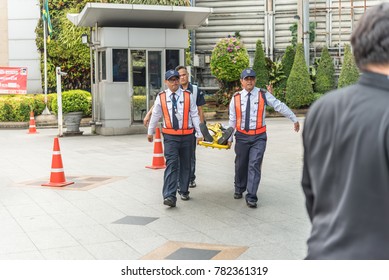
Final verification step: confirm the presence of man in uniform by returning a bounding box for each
[302,3,389,259]
[227,68,300,208]
[147,70,202,207]
[175,65,206,188]
[144,66,206,189]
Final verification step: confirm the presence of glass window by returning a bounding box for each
[149,51,162,89]
[131,50,146,122]
[101,51,106,80]
[166,49,180,71]
[131,50,146,87]
[113,49,128,82]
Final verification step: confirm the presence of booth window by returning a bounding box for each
[113,49,128,82]
[166,50,180,71]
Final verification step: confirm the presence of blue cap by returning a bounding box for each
[165,70,180,80]
[240,68,256,79]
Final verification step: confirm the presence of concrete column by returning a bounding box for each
[0,0,9,66]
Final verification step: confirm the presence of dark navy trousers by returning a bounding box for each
[189,133,196,182]
[234,131,267,202]
[162,133,193,201]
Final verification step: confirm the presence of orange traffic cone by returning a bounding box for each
[42,137,74,187]
[146,127,166,169]
[27,111,38,134]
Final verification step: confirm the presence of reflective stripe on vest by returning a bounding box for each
[160,91,194,135]
[234,92,266,135]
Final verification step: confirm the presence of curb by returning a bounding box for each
[0,118,92,129]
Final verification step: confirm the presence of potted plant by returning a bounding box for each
[51,90,91,135]
[210,35,249,111]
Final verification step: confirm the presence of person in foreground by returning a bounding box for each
[227,68,300,208]
[301,3,389,259]
[147,70,202,208]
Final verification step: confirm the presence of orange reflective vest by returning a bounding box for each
[234,91,266,135]
[160,90,194,135]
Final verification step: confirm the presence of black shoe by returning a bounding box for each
[163,197,176,207]
[218,127,234,145]
[246,200,257,208]
[180,194,190,201]
[200,123,213,142]
[234,193,243,199]
[189,180,196,188]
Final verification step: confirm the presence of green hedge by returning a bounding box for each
[0,94,55,121]
[0,91,91,122]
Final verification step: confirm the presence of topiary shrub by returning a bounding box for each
[279,45,295,92]
[286,43,314,108]
[337,44,360,88]
[210,36,249,83]
[252,39,269,88]
[210,35,249,106]
[51,90,91,116]
[315,46,335,94]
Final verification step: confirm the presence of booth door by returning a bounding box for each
[130,50,162,123]
[147,50,162,114]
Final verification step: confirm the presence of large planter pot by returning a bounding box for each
[64,111,83,136]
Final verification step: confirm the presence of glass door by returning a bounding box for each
[130,50,146,123]
[147,50,163,112]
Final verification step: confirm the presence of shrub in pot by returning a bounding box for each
[51,90,91,134]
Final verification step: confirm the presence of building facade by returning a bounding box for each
[0,0,42,93]
[193,0,384,88]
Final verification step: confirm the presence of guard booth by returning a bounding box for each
[67,3,212,135]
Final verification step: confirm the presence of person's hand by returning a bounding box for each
[143,114,151,127]
[294,122,300,132]
[266,84,273,93]
[227,141,232,149]
[147,134,153,142]
[196,137,203,145]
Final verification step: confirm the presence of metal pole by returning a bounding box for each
[56,67,63,137]
[42,19,50,115]
[303,0,310,68]
[264,1,269,57]
[297,0,303,44]
[88,28,95,123]
[269,0,274,61]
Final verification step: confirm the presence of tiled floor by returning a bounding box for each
[0,118,310,260]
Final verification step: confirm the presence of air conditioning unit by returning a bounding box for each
[193,54,205,68]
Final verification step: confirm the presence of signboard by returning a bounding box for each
[0,66,28,94]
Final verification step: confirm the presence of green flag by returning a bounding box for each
[42,0,53,42]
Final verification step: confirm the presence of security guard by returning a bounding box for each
[227,68,300,208]
[144,66,205,189]
[147,70,203,207]
[175,65,206,188]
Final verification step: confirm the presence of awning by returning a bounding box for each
[67,3,212,30]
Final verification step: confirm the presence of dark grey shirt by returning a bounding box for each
[302,71,389,259]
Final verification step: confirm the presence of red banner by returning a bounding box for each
[0,67,28,94]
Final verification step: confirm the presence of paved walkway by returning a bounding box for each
[0,118,310,260]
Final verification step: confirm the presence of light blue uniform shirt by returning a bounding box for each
[228,87,298,139]
[147,88,202,137]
